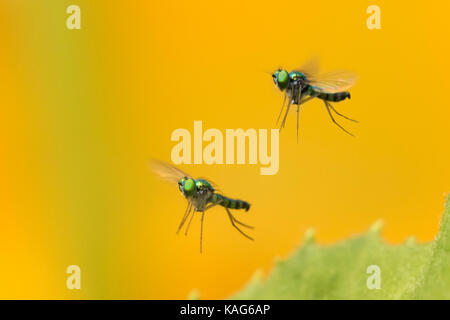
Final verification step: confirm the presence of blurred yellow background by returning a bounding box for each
[0,0,449,299]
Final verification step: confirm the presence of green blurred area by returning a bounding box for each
[230,196,450,299]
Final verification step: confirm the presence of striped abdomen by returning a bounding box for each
[210,194,250,211]
[315,90,351,102]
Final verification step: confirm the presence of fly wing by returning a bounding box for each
[149,159,191,184]
[296,56,320,78]
[308,70,359,93]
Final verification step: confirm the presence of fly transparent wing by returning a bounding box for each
[296,56,320,78]
[149,159,191,184]
[308,70,358,93]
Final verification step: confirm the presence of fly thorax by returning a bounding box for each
[191,190,212,211]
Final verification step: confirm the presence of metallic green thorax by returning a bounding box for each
[289,71,306,81]
[195,179,214,193]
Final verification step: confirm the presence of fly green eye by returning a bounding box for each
[277,70,289,89]
[183,178,195,196]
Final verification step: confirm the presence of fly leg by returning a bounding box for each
[226,208,254,240]
[188,201,218,238]
[184,210,195,236]
[204,203,219,211]
[280,89,293,130]
[295,94,318,142]
[296,89,302,143]
[324,101,355,137]
[298,95,315,105]
[176,202,192,234]
[296,105,300,143]
[190,199,223,239]
[232,216,254,229]
[206,200,253,229]
[276,91,288,125]
[200,211,205,253]
[187,200,220,237]
[328,104,358,123]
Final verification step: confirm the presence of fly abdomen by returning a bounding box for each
[211,194,250,211]
[316,91,351,102]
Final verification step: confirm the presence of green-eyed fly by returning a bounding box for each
[272,57,359,140]
[150,160,253,253]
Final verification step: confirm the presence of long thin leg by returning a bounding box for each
[204,203,218,211]
[296,89,302,143]
[281,91,293,130]
[232,215,254,229]
[200,211,205,253]
[176,202,192,234]
[276,91,287,125]
[205,199,253,229]
[296,95,316,142]
[298,95,315,105]
[329,104,358,123]
[297,105,300,143]
[226,208,254,240]
[184,210,195,236]
[324,101,355,137]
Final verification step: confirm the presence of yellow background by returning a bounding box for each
[0,1,449,299]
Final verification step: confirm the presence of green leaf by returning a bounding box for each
[230,196,450,299]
